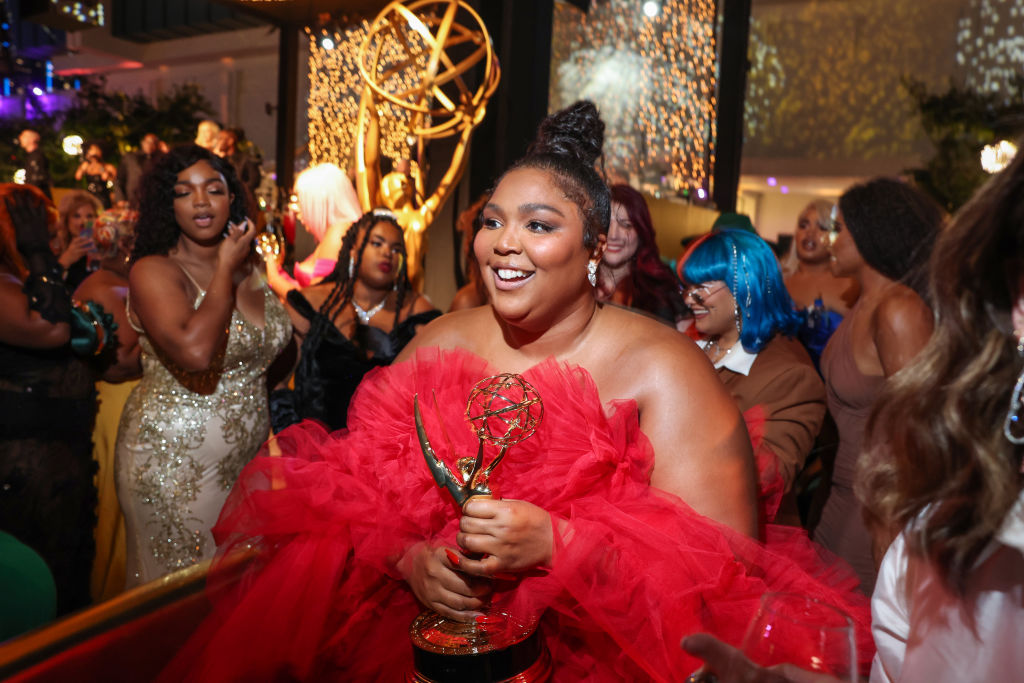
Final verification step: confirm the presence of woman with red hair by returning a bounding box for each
[597,184,688,327]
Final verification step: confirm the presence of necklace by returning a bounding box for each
[352,296,387,324]
[704,337,738,365]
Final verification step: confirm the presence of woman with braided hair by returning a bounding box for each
[269,209,439,432]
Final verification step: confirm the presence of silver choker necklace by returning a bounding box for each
[352,297,387,324]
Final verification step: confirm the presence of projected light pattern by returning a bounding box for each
[550,0,717,193]
[743,0,965,161]
[956,0,1024,101]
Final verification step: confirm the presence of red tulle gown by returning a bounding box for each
[165,348,872,681]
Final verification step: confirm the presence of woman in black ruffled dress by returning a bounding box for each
[270,209,439,432]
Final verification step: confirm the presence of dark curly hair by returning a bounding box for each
[508,100,610,249]
[319,210,411,336]
[131,144,248,262]
[838,177,942,296]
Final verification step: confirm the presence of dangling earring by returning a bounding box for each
[1002,331,1024,444]
[587,259,598,287]
[348,258,355,280]
[734,302,742,334]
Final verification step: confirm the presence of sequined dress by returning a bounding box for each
[115,269,290,587]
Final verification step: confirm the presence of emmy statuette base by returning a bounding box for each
[408,609,551,683]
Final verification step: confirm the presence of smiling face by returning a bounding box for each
[172,160,233,246]
[826,208,863,277]
[355,220,405,289]
[474,167,597,328]
[794,205,829,264]
[684,280,737,339]
[604,201,639,269]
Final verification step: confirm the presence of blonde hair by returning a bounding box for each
[56,190,102,243]
[195,120,221,150]
[294,163,362,243]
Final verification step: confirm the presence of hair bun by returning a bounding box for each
[529,100,604,168]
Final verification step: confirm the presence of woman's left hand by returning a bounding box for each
[455,498,554,576]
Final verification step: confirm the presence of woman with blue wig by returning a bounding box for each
[682,228,826,518]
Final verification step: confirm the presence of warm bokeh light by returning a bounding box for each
[957,0,1024,101]
[551,0,717,195]
[306,18,428,169]
[980,139,1018,174]
[744,0,958,161]
[62,134,84,156]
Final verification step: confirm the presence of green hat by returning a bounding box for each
[711,212,756,234]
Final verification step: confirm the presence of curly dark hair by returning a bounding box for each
[838,177,943,296]
[319,210,411,336]
[508,100,610,249]
[131,144,248,262]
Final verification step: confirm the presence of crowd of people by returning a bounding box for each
[0,103,1021,682]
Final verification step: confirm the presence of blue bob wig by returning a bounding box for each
[682,228,801,353]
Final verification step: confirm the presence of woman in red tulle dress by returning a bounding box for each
[168,102,872,682]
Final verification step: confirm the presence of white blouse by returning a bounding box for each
[870,490,1024,682]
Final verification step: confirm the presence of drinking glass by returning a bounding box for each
[740,592,857,682]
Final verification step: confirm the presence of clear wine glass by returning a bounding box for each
[740,592,857,682]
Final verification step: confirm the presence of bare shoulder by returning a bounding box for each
[873,284,931,332]
[296,282,334,309]
[397,306,491,361]
[595,305,712,398]
[73,270,122,305]
[406,291,438,315]
[601,305,705,367]
[129,255,186,293]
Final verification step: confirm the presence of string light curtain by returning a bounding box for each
[550,0,718,196]
[956,0,1024,102]
[306,18,430,169]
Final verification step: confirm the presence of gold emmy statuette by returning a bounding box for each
[409,374,550,683]
[356,0,500,291]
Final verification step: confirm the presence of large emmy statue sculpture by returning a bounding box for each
[355,0,500,290]
[410,374,550,683]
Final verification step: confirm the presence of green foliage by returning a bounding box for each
[2,79,214,188]
[905,78,1024,212]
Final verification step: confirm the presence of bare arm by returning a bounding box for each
[0,275,70,348]
[874,289,933,377]
[312,220,351,265]
[130,222,255,372]
[265,259,299,300]
[639,337,759,537]
[74,275,141,382]
[74,163,87,181]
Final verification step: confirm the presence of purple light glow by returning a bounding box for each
[766,177,777,187]
[696,188,706,199]
[780,185,789,194]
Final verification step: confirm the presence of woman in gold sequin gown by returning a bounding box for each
[115,146,290,587]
